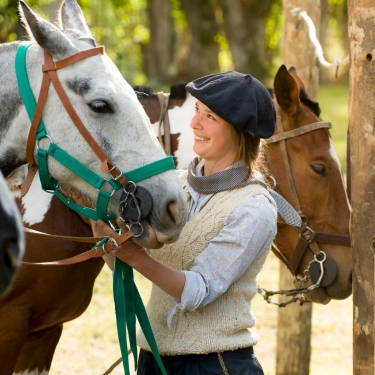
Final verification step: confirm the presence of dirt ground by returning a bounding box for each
[49,252,352,375]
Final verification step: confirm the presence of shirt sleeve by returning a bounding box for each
[176,194,277,311]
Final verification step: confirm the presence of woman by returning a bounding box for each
[97,71,280,375]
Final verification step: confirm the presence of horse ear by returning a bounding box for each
[288,66,306,91]
[19,0,75,57]
[274,65,300,116]
[58,0,96,45]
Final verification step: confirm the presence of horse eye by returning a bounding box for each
[88,100,112,113]
[310,164,327,176]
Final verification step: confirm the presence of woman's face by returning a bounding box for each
[190,101,237,167]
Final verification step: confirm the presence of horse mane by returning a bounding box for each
[133,86,157,99]
[268,88,321,117]
[299,88,321,117]
[133,83,188,100]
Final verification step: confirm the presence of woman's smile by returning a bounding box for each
[194,135,210,141]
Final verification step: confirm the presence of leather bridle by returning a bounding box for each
[265,113,351,277]
[21,45,129,196]
[16,41,174,226]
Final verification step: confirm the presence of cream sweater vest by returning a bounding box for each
[137,173,276,355]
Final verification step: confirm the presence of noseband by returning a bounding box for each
[16,41,174,231]
[260,112,351,304]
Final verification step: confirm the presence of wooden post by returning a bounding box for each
[275,1,320,374]
[348,2,375,373]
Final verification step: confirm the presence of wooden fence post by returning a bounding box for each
[348,2,375,373]
[275,1,320,374]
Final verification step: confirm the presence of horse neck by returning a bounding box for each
[0,42,29,177]
[138,88,196,169]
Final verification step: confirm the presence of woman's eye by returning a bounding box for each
[310,164,327,176]
[88,100,112,113]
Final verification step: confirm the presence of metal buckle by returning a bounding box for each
[111,167,123,181]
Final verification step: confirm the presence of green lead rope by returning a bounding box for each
[113,259,168,375]
[16,41,170,374]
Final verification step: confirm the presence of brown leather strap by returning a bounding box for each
[101,159,129,187]
[22,230,135,266]
[289,225,351,275]
[25,71,51,166]
[20,164,38,197]
[42,47,105,71]
[21,70,52,197]
[45,57,109,162]
[289,236,310,275]
[265,122,332,144]
[24,227,104,244]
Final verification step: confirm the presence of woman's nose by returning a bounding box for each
[190,114,201,129]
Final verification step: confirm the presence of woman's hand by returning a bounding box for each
[94,219,146,269]
[93,218,186,301]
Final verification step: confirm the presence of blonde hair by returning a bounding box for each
[229,126,268,178]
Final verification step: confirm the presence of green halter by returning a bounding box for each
[15,41,171,375]
[15,41,174,224]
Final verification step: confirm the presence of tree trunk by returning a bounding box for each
[276,1,321,374]
[179,0,220,81]
[348,1,375,373]
[319,0,330,84]
[282,0,320,99]
[142,0,174,84]
[219,0,273,83]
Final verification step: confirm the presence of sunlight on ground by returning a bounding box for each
[50,252,352,375]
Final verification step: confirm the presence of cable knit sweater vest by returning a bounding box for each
[137,172,276,355]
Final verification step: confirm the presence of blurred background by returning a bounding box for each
[2,1,351,373]
[1,0,348,90]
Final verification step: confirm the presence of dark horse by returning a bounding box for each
[2,62,351,374]
[0,171,24,297]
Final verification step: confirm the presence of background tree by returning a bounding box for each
[0,0,348,88]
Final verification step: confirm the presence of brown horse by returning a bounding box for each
[2,66,351,374]
[135,66,351,304]
[268,65,351,304]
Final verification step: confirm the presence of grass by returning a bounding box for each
[318,84,349,175]
[50,84,352,375]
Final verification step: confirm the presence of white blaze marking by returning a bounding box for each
[10,169,53,226]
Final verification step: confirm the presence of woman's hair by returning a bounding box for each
[229,126,269,179]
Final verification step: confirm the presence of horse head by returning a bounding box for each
[0,172,24,297]
[267,65,352,303]
[0,0,187,248]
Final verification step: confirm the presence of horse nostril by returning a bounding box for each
[167,201,182,226]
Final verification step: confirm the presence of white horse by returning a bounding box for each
[0,0,187,250]
[0,171,24,297]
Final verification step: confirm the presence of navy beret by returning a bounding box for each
[185,71,276,138]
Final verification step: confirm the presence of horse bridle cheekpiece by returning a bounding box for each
[16,41,174,236]
[258,113,351,306]
[16,41,173,375]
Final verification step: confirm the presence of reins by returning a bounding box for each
[259,112,351,306]
[16,41,172,375]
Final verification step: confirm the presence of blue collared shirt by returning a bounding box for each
[172,160,277,316]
